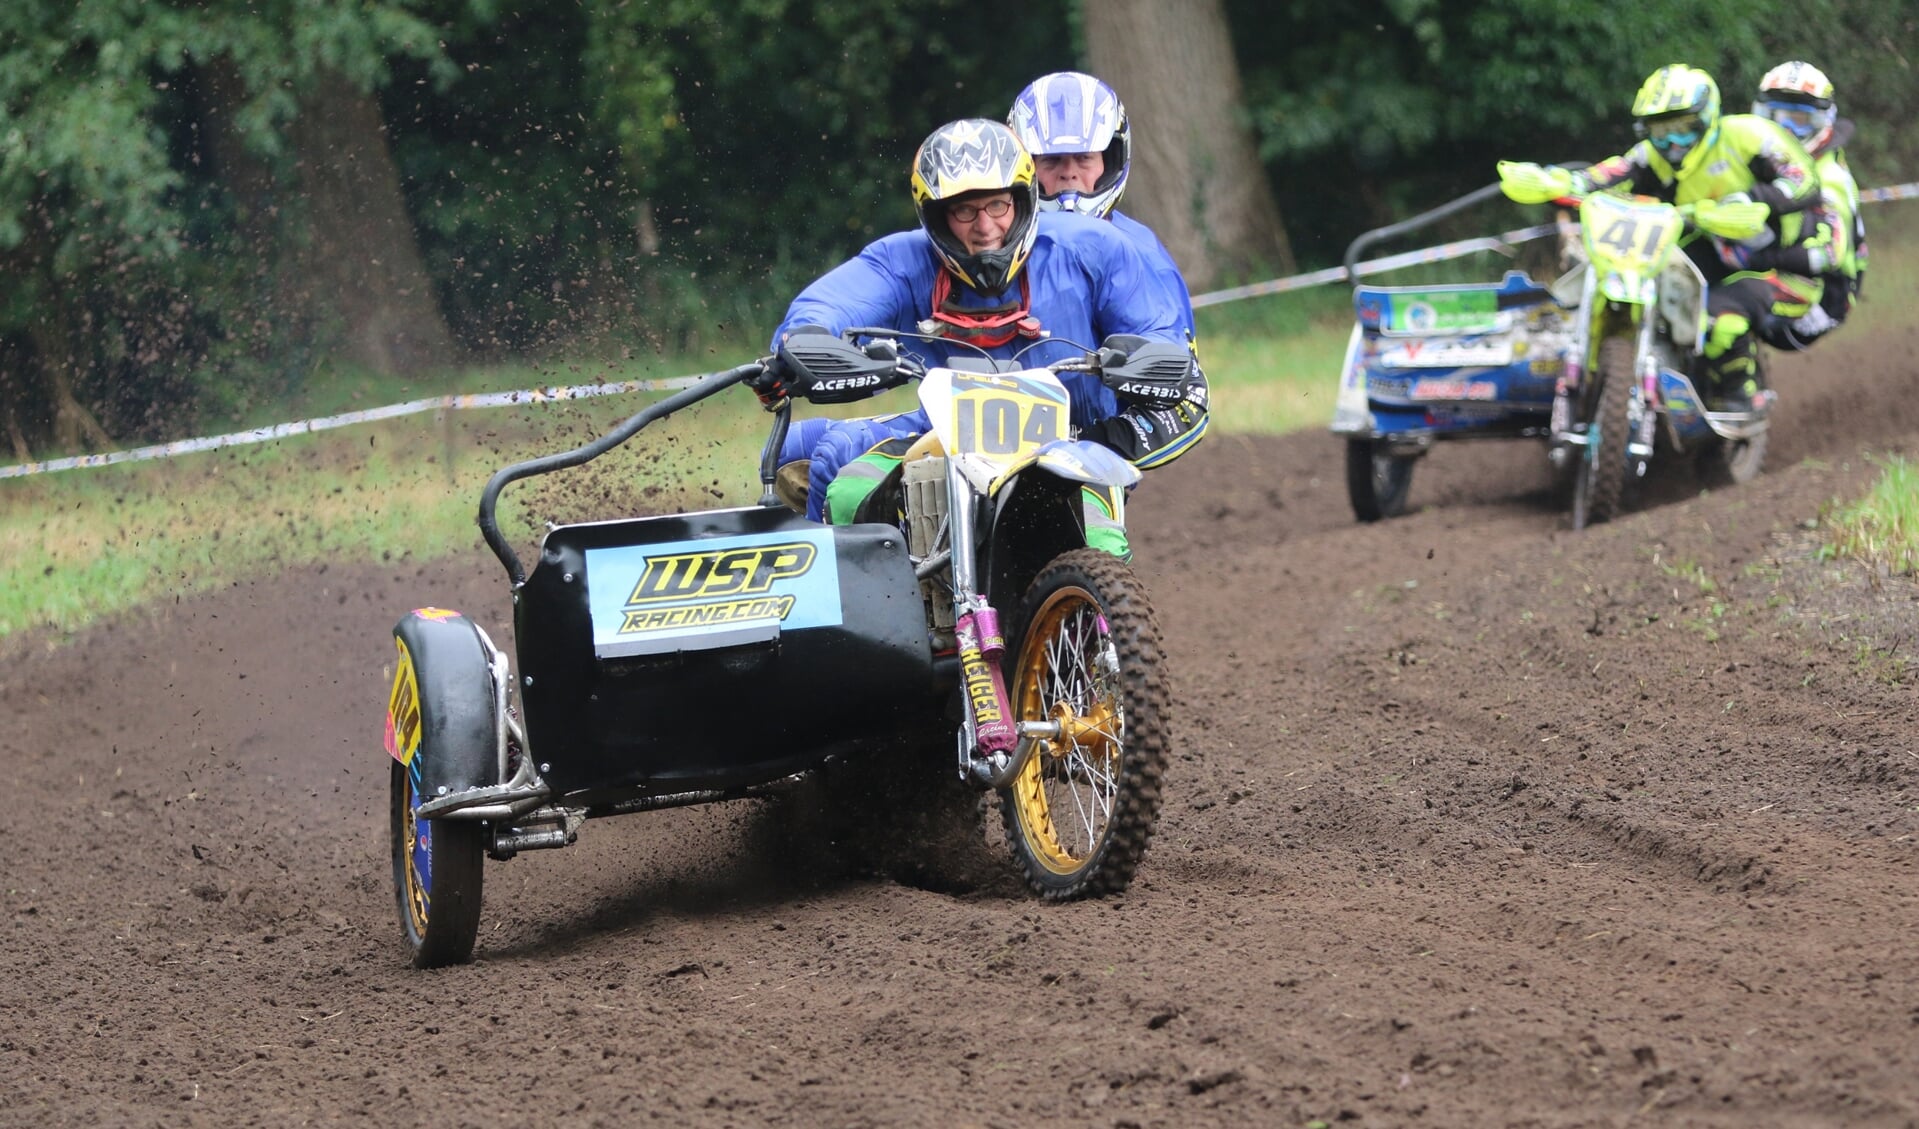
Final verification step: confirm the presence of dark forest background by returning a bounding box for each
[3,0,1913,458]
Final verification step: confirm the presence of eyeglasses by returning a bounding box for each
[947,198,1014,223]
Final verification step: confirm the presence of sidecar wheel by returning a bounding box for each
[1697,430,1767,489]
[1345,438,1416,522]
[391,759,485,968]
[999,549,1170,899]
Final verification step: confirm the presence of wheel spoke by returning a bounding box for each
[1002,553,1168,897]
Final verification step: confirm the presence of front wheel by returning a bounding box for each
[1572,336,1635,530]
[1345,437,1417,522]
[999,549,1171,899]
[391,759,485,968]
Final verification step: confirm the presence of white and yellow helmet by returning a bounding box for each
[1755,61,1837,153]
[910,119,1039,297]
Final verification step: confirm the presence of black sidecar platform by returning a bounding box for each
[514,505,940,798]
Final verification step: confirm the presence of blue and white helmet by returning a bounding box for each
[1007,72,1131,218]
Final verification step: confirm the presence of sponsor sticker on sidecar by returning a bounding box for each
[584,528,843,657]
[1407,376,1502,401]
[1375,337,1515,370]
[385,638,422,765]
[1378,289,1509,335]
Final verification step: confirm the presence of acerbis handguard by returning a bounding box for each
[773,327,905,404]
[1096,334,1192,408]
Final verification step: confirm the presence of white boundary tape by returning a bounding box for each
[0,375,702,480]
[1191,223,1563,308]
[6,180,1917,480]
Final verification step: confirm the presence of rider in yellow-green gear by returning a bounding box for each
[1498,64,1823,411]
[1750,61,1866,346]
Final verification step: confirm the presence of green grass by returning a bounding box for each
[1819,454,1919,575]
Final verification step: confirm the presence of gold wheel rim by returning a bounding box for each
[1009,585,1123,875]
[402,773,431,935]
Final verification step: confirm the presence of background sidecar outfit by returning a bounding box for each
[1498,64,1824,411]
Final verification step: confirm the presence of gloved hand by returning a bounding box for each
[1691,196,1771,241]
[751,325,835,406]
[1498,161,1575,205]
[750,359,795,408]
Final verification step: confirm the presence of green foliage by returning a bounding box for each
[0,0,469,450]
[1223,0,1913,265]
[378,0,1071,356]
[4,0,1916,459]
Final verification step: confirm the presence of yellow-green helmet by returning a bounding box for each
[1632,64,1721,177]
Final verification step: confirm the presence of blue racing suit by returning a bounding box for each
[771,210,1199,525]
[1108,208,1209,469]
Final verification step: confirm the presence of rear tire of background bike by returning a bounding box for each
[1697,429,1767,489]
[1577,336,1634,529]
[1345,438,1415,522]
[999,548,1170,900]
[391,759,485,968]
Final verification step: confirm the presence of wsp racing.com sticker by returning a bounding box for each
[584,528,843,657]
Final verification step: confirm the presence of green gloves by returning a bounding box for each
[1497,161,1575,205]
[1691,196,1771,240]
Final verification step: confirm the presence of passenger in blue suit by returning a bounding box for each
[1008,71,1208,460]
[763,118,1203,549]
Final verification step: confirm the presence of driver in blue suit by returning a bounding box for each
[762,118,1203,555]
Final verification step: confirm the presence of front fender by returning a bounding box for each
[386,608,504,808]
[980,469,1097,613]
[1031,439,1141,490]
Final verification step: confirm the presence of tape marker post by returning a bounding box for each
[6,180,1917,481]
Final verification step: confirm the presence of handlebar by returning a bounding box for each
[477,359,769,586]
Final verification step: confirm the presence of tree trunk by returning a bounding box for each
[1084,0,1295,290]
[4,230,113,455]
[287,69,457,374]
[200,66,459,377]
[0,336,36,461]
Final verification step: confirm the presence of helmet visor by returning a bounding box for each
[1757,100,1822,139]
[1642,113,1705,153]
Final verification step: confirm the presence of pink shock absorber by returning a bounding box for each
[956,609,1017,755]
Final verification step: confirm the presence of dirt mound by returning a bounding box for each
[5,326,1916,1126]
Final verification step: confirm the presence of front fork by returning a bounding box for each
[944,458,1056,788]
[1632,316,1659,466]
[1550,301,1658,471]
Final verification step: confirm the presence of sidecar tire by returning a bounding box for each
[1346,438,1416,522]
[999,549,1170,899]
[391,759,485,968]
[1697,430,1767,489]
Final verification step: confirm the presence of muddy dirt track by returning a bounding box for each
[5,323,1917,1128]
